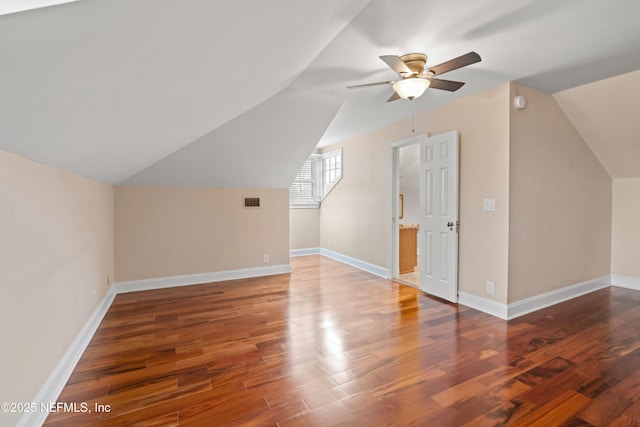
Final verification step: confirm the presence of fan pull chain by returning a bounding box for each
[411,98,415,133]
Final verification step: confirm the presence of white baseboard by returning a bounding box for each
[459,275,611,321]
[115,264,291,294]
[506,275,610,320]
[290,247,321,257]
[319,248,389,278]
[611,274,640,291]
[20,263,291,427]
[458,292,508,320]
[18,287,118,427]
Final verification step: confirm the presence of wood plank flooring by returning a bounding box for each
[45,255,640,426]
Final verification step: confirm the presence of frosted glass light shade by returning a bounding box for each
[393,78,430,99]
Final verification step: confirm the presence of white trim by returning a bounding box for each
[289,205,320,209]
[320,248,389,278]
[19,264,291,427]
[388,144,400,281]
[611,274,640,291]
[115,264,291,294]
[458,292,508,320]
[290,248,321,257]
[507,275,610,320]
[459,275,612,321]
[17,287,118,427]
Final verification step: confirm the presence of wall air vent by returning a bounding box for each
[243,197,261,208]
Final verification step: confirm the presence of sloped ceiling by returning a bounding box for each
[554,70,640,178]
[1,0,640,187]
[124,89,342,187]
[0,0,79,15]
[0,0,369,185]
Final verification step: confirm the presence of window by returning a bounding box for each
[289,155,320,208]
[321,149,342,199]
[290,149,342,208]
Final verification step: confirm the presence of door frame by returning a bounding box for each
[388,133,428,281]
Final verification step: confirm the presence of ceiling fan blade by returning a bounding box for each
[427,51,481,76]
[347,80,394,89]
[386,91,401,102]
[428,78,466,92]
[379,55,412,76]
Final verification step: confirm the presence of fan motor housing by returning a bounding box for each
[400,53,427,74]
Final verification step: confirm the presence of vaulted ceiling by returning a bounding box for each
[1,0,639,187]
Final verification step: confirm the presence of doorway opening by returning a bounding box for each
[389,135,425,288]
[389,131,460,303]
[397,144,421,287]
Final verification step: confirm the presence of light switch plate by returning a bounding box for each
[483,199,496,212]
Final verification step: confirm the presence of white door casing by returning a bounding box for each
[419,130,459,302]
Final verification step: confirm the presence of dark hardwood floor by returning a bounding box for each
[45,255,640,426]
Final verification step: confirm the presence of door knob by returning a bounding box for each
[447,221,454,230]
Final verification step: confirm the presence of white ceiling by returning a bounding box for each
[1,0,640,187]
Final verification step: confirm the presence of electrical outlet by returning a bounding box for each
[264,254,269,263]
[486,281,495,295]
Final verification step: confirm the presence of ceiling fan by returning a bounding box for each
[348,51,481,102]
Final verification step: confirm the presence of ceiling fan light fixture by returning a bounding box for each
[392,78,430,99]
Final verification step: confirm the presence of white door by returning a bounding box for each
[419,130,459,302]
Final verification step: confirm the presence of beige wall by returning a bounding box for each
[611,178,640,278]
[508,84,612,302]
[319,127,393,268]
[0,151,114,425]
[290,208,320,250]
[114,186,289,282]
[320,83,511,303]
